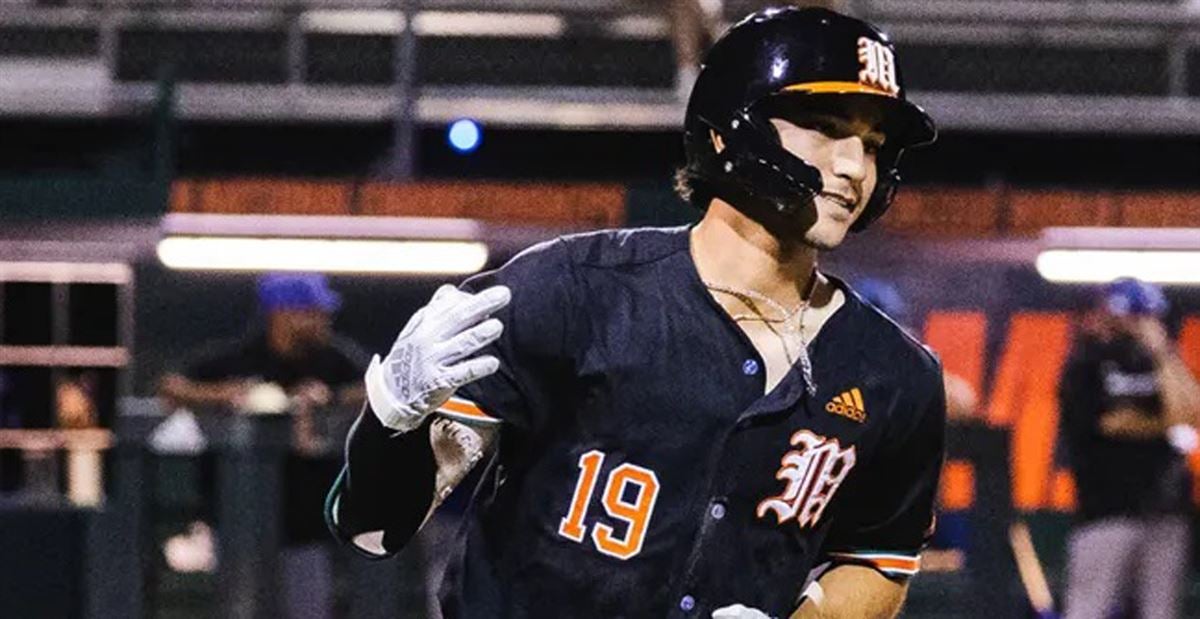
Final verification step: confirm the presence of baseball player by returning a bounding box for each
[327,8,946,618]
[1059,279,1200,619]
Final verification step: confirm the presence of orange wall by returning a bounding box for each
[928,310,1200,513]
[170,179,627,227]
[170,179,1200,236]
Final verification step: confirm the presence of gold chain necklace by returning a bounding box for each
[704,269,818,396]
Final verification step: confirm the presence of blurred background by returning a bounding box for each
[2,0,1200,617]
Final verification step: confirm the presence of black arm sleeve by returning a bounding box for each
[325,405,436,558]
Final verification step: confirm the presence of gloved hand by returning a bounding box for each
[712,604,773,619]
[365,284,511,432]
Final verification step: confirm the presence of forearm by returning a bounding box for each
[1098,408,1166,439]
[791,565,907,619]
[158,373,241,410]
[1155,352,1200,427]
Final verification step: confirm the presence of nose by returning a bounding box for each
[829,136,868,184]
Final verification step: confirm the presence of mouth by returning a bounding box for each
[819,191,858,214]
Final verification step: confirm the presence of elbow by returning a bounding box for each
[326,486,403,560]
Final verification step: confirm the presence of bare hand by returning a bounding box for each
[291,407,327,455]
[217,380,255,410]
[1131,317,1172,357]
[291,380,333,408]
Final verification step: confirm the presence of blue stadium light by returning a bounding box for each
[448,119,482,154]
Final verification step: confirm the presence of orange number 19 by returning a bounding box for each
[556,450,661,560]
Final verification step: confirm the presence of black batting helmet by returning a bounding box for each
[682,7,936,232]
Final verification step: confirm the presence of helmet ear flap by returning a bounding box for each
[686,108,823,213]
[850,168,899,232]
[850,143,906,232]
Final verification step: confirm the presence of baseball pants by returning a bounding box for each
[1064,514,1190,619]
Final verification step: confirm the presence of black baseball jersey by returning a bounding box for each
[1059,335,1191,522]
[333,226,945,618]
[182,333,367,392]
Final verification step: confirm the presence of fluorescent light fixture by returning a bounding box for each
[301,10,405,35]
[606,15,669,39]
[157,214,490,275]
[0,261,131,284]
[414,12,564,38]
[1036,249,1200,284]
[1037,227,1200,284]
[157,236,488,275]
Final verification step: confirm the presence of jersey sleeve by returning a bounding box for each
[440,238,578,434]
[820,365,947,581]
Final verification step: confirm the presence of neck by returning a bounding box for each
[691,200,822,306]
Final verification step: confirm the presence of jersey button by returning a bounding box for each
[742,359,759,375]
[679,595,696,612]
[710,502,726,520]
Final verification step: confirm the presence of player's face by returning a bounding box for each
[769,109,883,250]
[273,309,332,348]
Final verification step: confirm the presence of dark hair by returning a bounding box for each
[673,167,713,210]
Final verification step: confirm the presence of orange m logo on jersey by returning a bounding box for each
[756,430,857,529]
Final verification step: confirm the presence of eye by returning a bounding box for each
[811,119,840,135]
[862,134,886,155]
[786,114,840,137]
[820,120,856,139]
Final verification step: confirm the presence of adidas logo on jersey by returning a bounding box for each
[825,388,866,423]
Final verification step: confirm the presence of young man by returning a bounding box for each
[328,8,945,618]
[161,273,368,619]
[1059,279,1200,619]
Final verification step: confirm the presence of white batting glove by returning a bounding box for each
[365,284,511,432]
[711,604,773,619]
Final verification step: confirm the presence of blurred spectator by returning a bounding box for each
[56,371,98,429]
[1059,278,1200,619]
[159,272,368,619]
